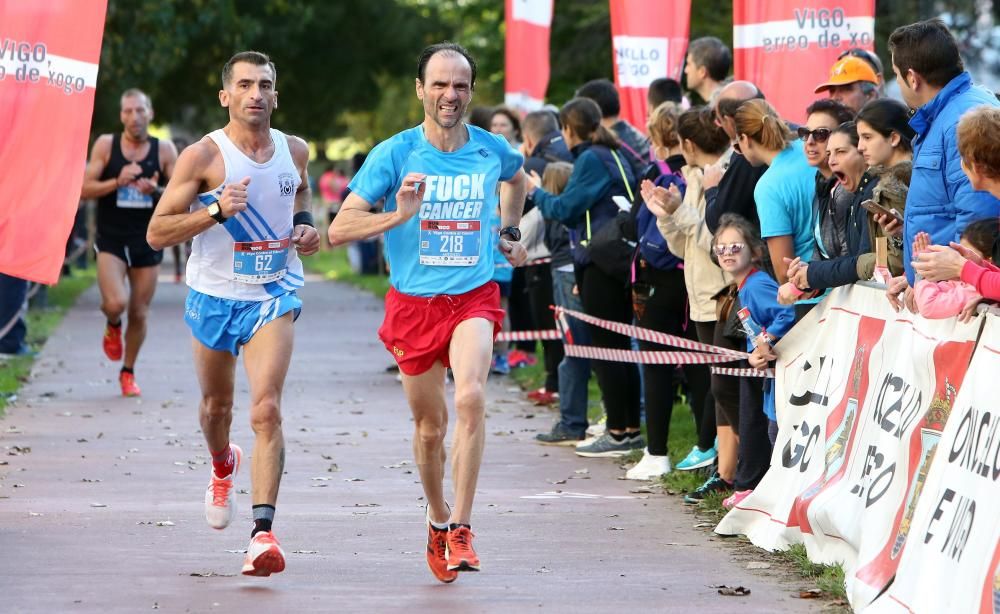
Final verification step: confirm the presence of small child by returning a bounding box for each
[712,214,795,447]
[912,219,997,320]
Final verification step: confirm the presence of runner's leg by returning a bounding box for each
[401,361,450,525]
[97,252,128,325]
[192,339,237,455]
[241,311,294,507]
[123,264,159,370]
[446,317,493,525]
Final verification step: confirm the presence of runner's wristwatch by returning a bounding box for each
[498,226,521,241]
[207,202,227,224]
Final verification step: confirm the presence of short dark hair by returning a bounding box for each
[576,79,620,118]
[417,42,477,88]
[960,218,999,257]
[120,88,151,109]
[560,97,620,149]
[647,78,683,108]
[805,98,855,125]
[222,51,276,87]
[888,18,963,88]
[831,120,859,148]
[687,37,732,82]
[857,98,916,151]
[522,109,559,140]
[491,105,521,141]
[677,107,729,156]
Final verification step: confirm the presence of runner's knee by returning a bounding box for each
[414,416,447,449]
[250,399,282,434]
[101,298,127,317]
[200,394,233,420]
[127,302,149,324]
[454,384,486,417]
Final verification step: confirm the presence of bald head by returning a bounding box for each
[716,80,761,104]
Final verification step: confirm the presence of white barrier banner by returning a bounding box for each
[715,284,981,610]
[868,317,1000,614]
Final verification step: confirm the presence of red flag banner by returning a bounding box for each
[733,0,875,123]
[609,0,691,131]
[504,0,554,114]
[0,0,108,284]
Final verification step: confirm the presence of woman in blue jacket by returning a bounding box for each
[528,97,642,459]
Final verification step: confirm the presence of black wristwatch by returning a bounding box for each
[207,202,227,224]
[498,226,521,241]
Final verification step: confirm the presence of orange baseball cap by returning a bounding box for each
[814,56,879,93]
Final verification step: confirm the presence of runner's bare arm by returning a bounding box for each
[499,169,527,228]
[327,172,427,246]
[80,135,117,199]
[288,135,320,255]
[159,139,180,182]
[147,142,225,250]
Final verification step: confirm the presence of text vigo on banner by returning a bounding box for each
[733,0,875,123]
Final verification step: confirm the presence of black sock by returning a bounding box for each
[252,504,275,537]
[448,523,471,531]
[120,366,134,375]
[610,431,627,442]
[107,319,121,328]
[625,430,641,439]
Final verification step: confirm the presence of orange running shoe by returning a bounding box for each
[119,371,141,397]
[241,531,286,577]
[445,525,480,572]
[426,509,458,583]
[103,323,123,361]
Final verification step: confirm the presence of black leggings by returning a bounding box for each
[525,263,563,392]
[735,376,772,491]
[579,265,640,431]
[709,320,743,431]
[509,267,535,352]
[635,268,713,456]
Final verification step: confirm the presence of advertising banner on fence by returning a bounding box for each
[504,0,554,113]
[0,0,108,284]
[715,284,982,610]
[733,0,875,123]
[608,0,690,131]
[868,317,1000,614]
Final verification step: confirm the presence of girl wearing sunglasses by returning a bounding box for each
[711,214,794,506]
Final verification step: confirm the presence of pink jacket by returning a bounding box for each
[914,279,980,318]
[961,260,1000,301]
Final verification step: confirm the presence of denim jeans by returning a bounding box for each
[552,269,591,435]
[0,273,29,354]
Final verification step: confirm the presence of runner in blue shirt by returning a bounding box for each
[329,42,527,583]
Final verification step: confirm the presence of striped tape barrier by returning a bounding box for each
[710,366,774,378]
[564,345,742,365]
[495,329,563,342]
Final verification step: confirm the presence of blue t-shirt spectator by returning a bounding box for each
[755,139,816,264]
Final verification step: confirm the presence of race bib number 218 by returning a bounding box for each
[419,220,481,266]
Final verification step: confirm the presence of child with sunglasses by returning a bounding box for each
[713,214,795,463]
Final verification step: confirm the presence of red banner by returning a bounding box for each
[609,0,691,131]
[733,0,875,123]
[504,0,554,114]
[0,0,108,284]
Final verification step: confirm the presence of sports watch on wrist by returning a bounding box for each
[498,226,521,241]
[207,202,227,224]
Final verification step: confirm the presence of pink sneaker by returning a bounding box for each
[723,489,753,510]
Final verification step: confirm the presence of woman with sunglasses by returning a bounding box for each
[733,100,818,318]
[785,121,879,295]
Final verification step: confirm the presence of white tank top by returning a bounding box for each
[186,128,305,301]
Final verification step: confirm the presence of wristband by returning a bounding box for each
[782,281,805,297]
[292,211,315,228]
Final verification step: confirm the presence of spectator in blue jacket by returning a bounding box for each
[883,18,1000,310]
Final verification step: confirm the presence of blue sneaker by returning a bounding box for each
[490,354,510,375]
[675,445,718,471]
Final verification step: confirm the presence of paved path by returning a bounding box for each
[0,275,821,613]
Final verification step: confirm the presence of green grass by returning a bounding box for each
[0,267,97,414]
[302,248,390,298]
[780,544,848,600]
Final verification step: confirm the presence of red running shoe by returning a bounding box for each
[103,323,123,361]
[119,371,141,397]
[507,349,537,368]
[532,390,559,406]
[241,531,286,577]
[426,510,458,583]
[446,525,480,572]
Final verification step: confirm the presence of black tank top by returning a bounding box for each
[97,134,162,238]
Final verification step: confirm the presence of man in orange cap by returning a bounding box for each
[814,55,880,113]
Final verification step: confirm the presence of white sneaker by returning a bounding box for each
[585,415,607,438]
[241,530,286,576]
[625,449,672,480]
[204,444,242,530]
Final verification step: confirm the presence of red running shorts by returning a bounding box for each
[379,281,505,376]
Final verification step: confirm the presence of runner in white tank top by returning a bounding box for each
[147,51,320,578]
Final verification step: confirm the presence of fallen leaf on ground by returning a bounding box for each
[292,550,318,554]
[189,571,235,578]
[90,503,107,508]
[746,561,771,570]
[714,585,751,596]
[797,589,823,599]
[156,521,175,527]
[608,526,624,531]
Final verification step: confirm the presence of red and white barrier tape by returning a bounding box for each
[711,366,774,378]
[554,306,749,359]
[525,257,552,267]
[564,345,740,365]
[496,329,562,342]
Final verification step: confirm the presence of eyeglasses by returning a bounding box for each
[798,127,832,143]
[713,242,746,256]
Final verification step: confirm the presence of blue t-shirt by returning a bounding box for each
[348,124,523,296]
[738,269,795,422]
[755,140,816,261]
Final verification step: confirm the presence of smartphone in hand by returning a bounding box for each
[861,199,903,223]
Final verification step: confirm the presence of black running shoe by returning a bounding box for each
[683,472,733,504]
